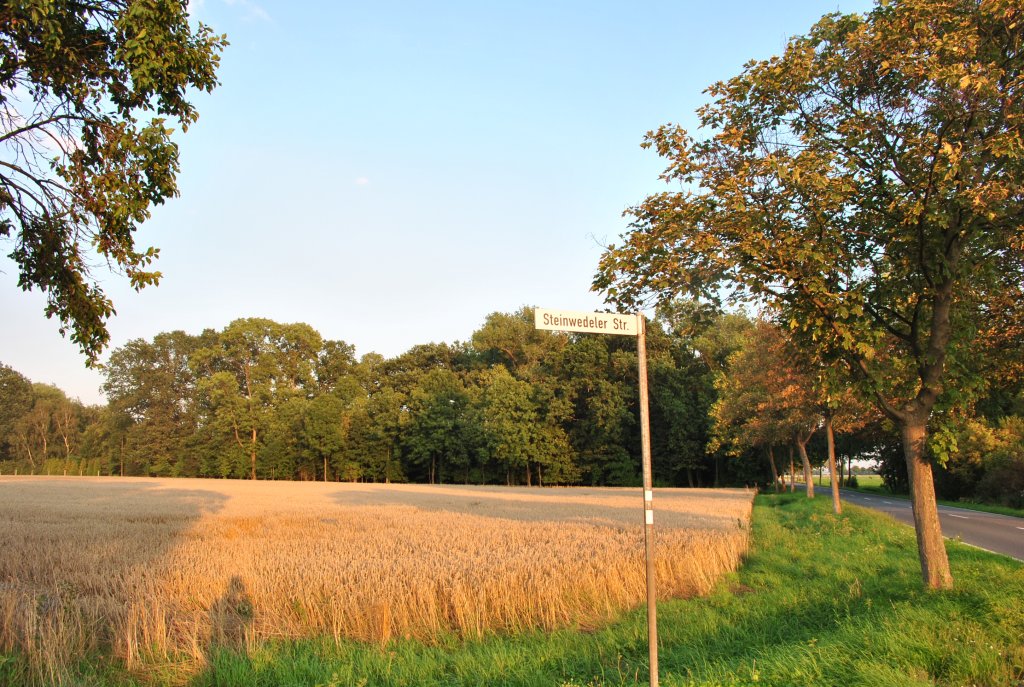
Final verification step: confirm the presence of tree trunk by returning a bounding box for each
[250,426,257,480]
[23,439,35,470]
[686,467,694,488]
[786,450,794,495]
[242,363,258,480]
[795,432,814,498]
[766,445,780,493]
[900,420,953,589]
[825,414,842,515]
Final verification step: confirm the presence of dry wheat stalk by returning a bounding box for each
[0,477,752,683]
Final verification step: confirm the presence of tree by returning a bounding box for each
[1,1,227,361]
[103,331,205,475]
[348,387,406,483]
[711,319,821,497]
[595,0,1024,588]
[479,367,574,486]
[0,363,33,462]
[472,307,566,381]
[558,335,636,485]
[301,394,346,481]
[11,383,69,470]
[192,319,323,479]
[405,367,471,484]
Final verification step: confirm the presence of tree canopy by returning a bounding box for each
[595,0,1023,588]
[0,0,227,361]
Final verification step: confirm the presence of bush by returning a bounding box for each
[975,457,1024,508]
[934,419,992,501]
[973,417,1024,508]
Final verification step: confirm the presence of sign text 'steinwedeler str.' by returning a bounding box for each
[534,308,638,336]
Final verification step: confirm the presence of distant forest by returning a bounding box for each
[1,306,1021,505]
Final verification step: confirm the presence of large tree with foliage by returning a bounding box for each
[595,0,1023,588]
[103,330,207,475]
[0,1,226,361]
[0,362,33,461]
[405,367,473,484]
[192,319,323,479]
[711,319,821,496]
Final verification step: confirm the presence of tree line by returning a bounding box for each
[2,306,1020,506]
[1,308,712,486]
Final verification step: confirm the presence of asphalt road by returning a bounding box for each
[838,488,1024,561]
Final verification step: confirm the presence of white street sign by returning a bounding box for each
[534,308,638,336]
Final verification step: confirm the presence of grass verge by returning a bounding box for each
[5,494,1022,687]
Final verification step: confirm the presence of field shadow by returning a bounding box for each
[208,575,253,650]
[327,484,748,529]
[0,477,230,654]
[0,476,228,567]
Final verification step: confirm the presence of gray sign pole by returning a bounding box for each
[533,308,657,685]
[635,313,658,687]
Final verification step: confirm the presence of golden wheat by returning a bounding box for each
[0,476,752,681]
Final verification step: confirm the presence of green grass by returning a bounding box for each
[6,495,1023,687]
[848,473,884,488]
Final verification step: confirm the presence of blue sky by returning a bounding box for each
[1,0,875,404]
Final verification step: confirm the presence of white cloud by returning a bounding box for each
[354,177,370,186]
[223,0,270,22]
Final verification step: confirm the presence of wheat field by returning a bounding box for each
[0,476,753,682]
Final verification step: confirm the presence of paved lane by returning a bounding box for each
[839,489,1024,561]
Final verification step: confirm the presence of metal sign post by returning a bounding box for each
[635,313,658,687]
[535,307,658,687]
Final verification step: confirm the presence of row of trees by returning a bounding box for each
[0,367,99,476]
[4,306,1019,504]
[0,309,739,487]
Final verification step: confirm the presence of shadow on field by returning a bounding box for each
[326,483,748,530]
[0,477,229,574]
[209,575,253,649]
[0,477,230,657]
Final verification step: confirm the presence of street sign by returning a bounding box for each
[534,308,638,336]
[535,306,659,687]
